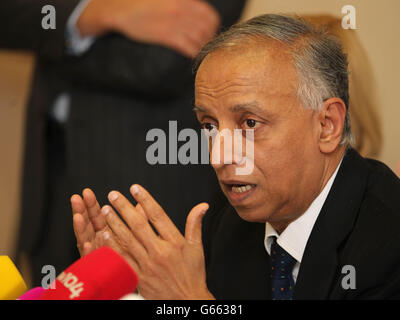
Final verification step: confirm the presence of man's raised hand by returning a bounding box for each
[71,188,135,265]
[102,184,214,300]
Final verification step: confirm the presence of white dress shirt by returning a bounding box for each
[264,158,343,283]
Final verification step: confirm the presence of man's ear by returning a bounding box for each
[318,98,347,154]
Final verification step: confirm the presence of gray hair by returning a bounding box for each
[194,14,354,147]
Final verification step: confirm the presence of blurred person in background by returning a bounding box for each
[304,15,382,159]
[0,0,246,286]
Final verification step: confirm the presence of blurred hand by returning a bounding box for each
[78,0,221,57]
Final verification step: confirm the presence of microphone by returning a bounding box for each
[0,256,27,300]
[17,287,45,300]
[40,246,138,300]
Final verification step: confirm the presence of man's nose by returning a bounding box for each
[209,128,245,170]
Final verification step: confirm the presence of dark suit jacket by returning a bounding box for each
[2,0,246,281]
[203,149,400,299]
[0,0,81,59]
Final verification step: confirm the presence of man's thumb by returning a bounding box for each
[185,203,209,245]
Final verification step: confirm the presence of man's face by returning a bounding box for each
[194,40,326,228]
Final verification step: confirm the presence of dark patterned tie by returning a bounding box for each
[270,237,296,300]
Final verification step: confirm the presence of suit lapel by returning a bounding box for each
[293,149,369,299]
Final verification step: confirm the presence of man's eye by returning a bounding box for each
[243,119,258,129]
[202,122,217,132]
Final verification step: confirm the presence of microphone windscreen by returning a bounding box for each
[17,287,45,300]
[40,246,138,300]
[0,256,27,300]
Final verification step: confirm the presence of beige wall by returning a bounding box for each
[0,50,35,257]
[0,0,399,258]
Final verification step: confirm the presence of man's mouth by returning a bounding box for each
[231,184,256,193]
[220,180,257,204]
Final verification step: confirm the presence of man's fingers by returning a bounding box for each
[82,188,107,231]
[107,191,158,251]
[185,203,209,245]
[182,17,215,46]
[129,184,184,244]
[102,203,150,262]
[161,31,200,58]
[71,194,89,223]
[185,0,221,31]
[71,193,95,256]
[136,203,147,220]
[101,230,141,275]
[73,213,87,256]
[73,212,95,255]
[73,213,87,242]
[82,242,95,256]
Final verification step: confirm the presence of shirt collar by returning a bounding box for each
[264,158,343,263]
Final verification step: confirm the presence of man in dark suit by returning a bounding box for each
[203,148,400,299]
[1,0,246,285]
[70,14,400,299]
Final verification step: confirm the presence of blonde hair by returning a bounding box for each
[303,15,382,158]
